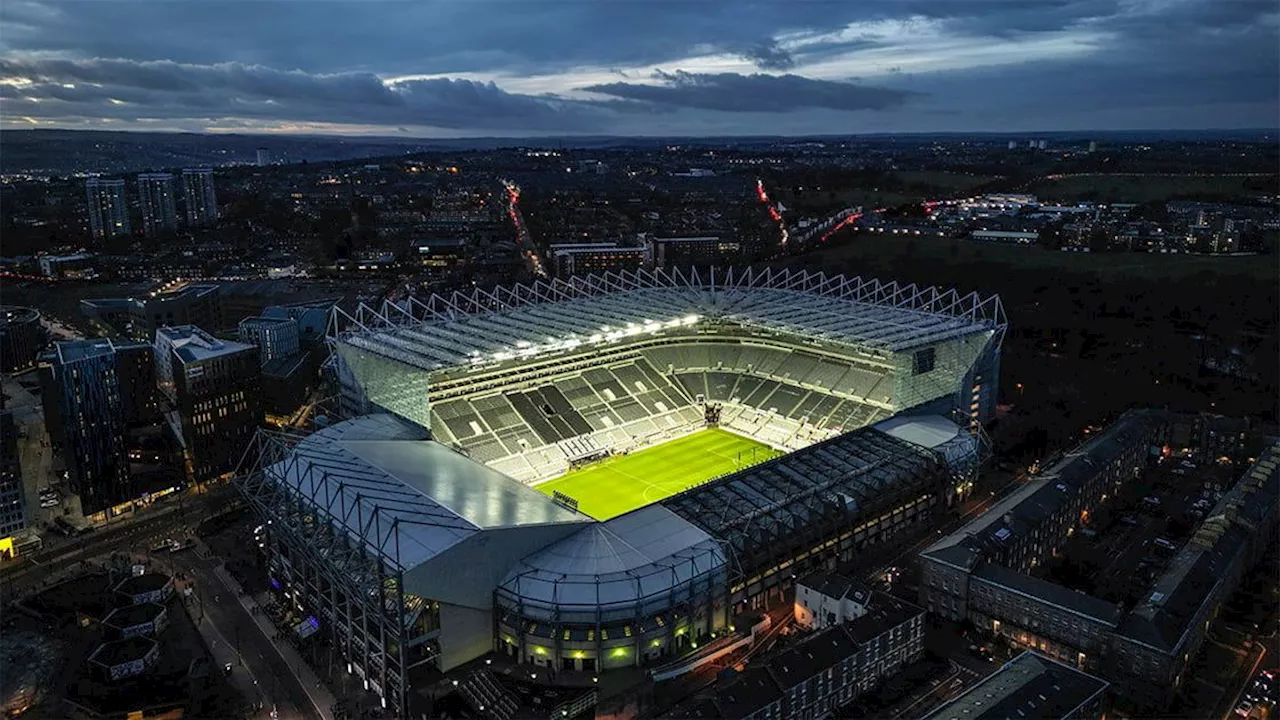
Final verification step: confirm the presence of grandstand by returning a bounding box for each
[237,268,1003,714]
[332,267,1004,497]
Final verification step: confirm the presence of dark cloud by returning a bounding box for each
[0,0,1275,134]
[740,42,796,71]
[583,71,917,113]
[0,57,615,131]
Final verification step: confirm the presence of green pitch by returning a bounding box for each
[536,428,782,520]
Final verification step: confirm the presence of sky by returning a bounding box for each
[0,0,1276,137]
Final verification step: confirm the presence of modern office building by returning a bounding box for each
[181,168,218,227]
[924,651,1110,720]
[155,326,261,483]
[0,411,29,542]
[137,173,179,237]
[256,148,271,167]
[0,306,47,374]
[39,339,155,518]
[86,177,131,241]
[238,316,300,366]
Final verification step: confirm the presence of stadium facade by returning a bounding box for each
[238,267,1005,715]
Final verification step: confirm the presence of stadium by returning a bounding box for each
[237,267,1004,714]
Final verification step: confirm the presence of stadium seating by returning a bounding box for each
[428,337,899,483]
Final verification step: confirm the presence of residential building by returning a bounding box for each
[924,651,1109,720]
[794,572,873,631]
[1108,442,1279,708]
[548,242,647,277]
[137,173,179,237]
[970,230,1040,244]
[238,316,300,366]
[181,168,218,227]
[154,326,261,483]
[410,237,468,276]
[705,593,926,719]
[256,148,270,167]
[645,235,743,268]
[37,253,97,279]
[86,177,131,241]
[0,411,29,542]
[919,410,1279,712]
[39,339,154,518]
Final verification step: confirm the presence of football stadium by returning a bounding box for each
[237,267,1005,714]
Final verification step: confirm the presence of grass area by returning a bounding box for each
[811,229,1277,281]
[1026,173,1277,203]
[894,170,1001,193]
[535,428,782,520]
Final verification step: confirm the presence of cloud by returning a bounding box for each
[0,0,1275,135]
[740,41,796,71]
[0,57,617,131]
[582,71,917,113]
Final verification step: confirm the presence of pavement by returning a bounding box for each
[170,542,334,720]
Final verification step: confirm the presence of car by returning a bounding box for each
[224,662,234,674]
[1172,469,1187,476]
[1236,700,1253,716]
[1121,515,1140,526]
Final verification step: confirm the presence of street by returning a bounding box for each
[169,545,333,720]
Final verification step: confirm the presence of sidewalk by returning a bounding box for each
[210,561,338,720]
[184,592,273,717]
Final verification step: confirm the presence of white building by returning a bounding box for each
[794,572,873,631]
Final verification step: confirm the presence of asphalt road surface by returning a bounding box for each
[173,550,323,720]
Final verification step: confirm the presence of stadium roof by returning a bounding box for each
[331,267,1005,372]
[498,504,725,619]
[662,426,947,568]
[266,415,590,574]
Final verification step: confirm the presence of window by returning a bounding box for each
[913,348,936,375]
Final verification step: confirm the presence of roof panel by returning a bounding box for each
[335,269,1004,372]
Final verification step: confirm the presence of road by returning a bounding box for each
[172,549,323,720]
[0,487,233,600]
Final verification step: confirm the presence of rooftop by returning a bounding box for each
[44,338,149,365]
[156,325,255,363]
[266,415,590,573]
[796,572,872,607]
[924,651,1109,720]
[498,504,724,615]
[922,409,1164,570]
[333,267,1004,372]
[89,637,158,668]
[0,306,40,325]
[973,564,1124,626]
[104,602,166,629]
[663,426,946,566]
[1118,441,1279,654]
[113,573,172,596]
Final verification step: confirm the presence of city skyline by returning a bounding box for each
[0,0,1276,137]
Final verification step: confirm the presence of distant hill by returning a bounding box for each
[1,128,1273,176]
